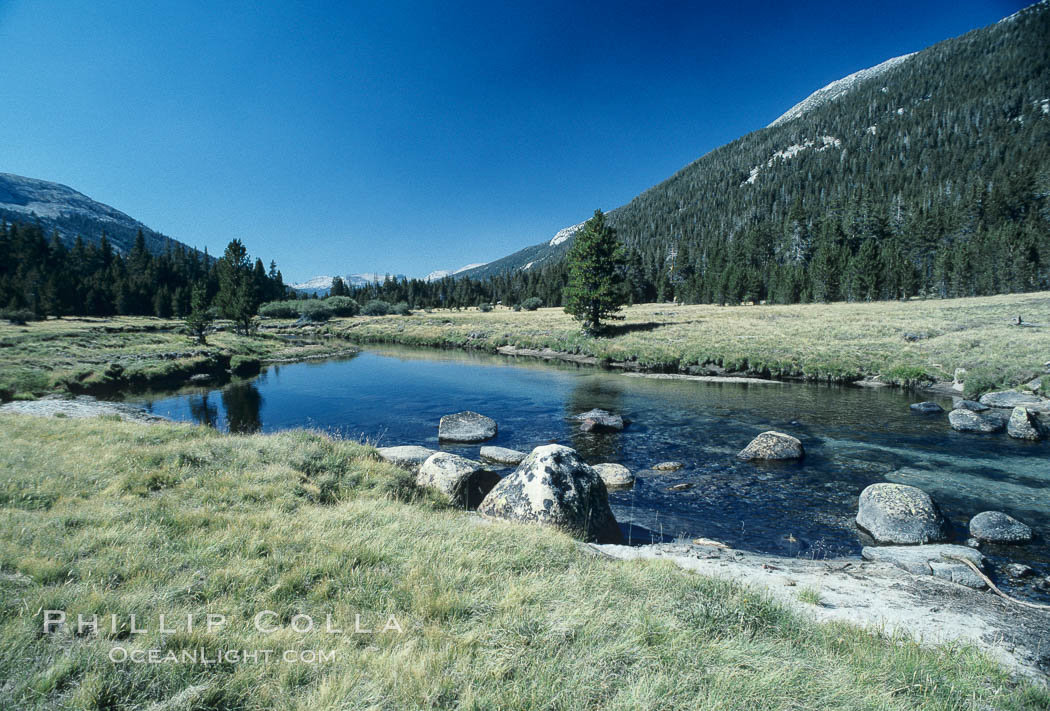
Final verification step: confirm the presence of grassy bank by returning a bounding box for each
[329,292,1050,393]
[0,317,352,401]
[1,414,1048,709]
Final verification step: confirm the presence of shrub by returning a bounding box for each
[258,300,301,319]
[230,356,262,377]
[521,297,543,311]
[0,309,42,325]
[298,300,334,322]
[361,300,392,316]
[324,296,360,317]
[392,302,412,316]
[478,303,493,312]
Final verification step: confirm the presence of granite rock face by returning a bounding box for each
[861,544,987,589]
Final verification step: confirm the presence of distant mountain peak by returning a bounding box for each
[0,171,195,257]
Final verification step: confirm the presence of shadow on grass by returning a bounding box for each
[599,321,669,337]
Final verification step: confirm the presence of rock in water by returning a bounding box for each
[479,446,527,466]
[377,445,437,469]
[861,544,987,588]
[737,431,804,461]
[952,397,989,412]
[477,444,621,543]
[969,511,1033,543]
[416,453,500,508]
[856,483,947,544]
[1006,406,1043,440]
[978,390,1043,409]
[574,408,626,432]
[592,463,634,489]
[948,408,1005,433]
[909,401,944,414]
[650,461,684,471]
[438,411,498,442]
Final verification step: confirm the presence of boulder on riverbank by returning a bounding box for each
[416,452,500,508]
[479,446,526,466]
[592,463,634,489]
[860,544,987,588]
[737,431,804,461]
[574,408,627,432]
[856,483,948,544]
[377,445,437,470]
[1006,406,1043,441]
[477,444,621,543]
[978,390,1043,409]
[438,411,497,442]
[948,408,1005,433]
[910,401,944,414]
[969,511,1033,543]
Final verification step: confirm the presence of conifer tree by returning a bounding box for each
[562,209,627,334]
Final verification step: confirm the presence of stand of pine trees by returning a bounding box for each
[0,223,287,318]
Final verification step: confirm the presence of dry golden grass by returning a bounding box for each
[332,293,1050,392]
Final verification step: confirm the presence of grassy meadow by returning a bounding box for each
[0,316,351,401]
[2,413,1048,710]
[331,292,1050,393]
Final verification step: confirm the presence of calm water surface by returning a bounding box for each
[128,346,1050,599]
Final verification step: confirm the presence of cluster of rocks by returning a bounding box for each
[376,410,809,542]
[912,389,1049,441]
[855,481,1038,589]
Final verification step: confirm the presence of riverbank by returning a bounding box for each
[326,293,1050,394]
[1,413,1047,709]
[0,316,357,401]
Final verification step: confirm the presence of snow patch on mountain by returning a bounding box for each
[741,136,842,187]
[423,263,488,282]
[768,53,916,128]
[292,272,408,293]
[549,221,585,247]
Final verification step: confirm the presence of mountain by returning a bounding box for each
[423,263,488,282]
[0,172,198,257]
[458,1,1050,302]
[291,272,409,295]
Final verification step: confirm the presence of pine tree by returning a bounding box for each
[184,282,213,345]
[216,239,260,335]
[562,209,627,334]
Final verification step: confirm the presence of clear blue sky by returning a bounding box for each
[0,0,1027,281]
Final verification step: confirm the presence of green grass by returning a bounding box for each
[330,293,1050,393]
[1,414,1047,710]
[0,316,352,401]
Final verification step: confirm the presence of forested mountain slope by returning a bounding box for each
[462,2,1050,305]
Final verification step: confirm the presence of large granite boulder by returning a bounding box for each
[978,390,1043,409]
[856,483,948,544]
[737,431,804,461]
[574,408,627,432]
[861,544,987,588]
[416,452,500,508]
[1006,406,1043,441]
[438,411,497,442]
[969,511,1033,543]
[377,445,437,469]
[592,463,634,489]
[948,408,1005,433]
[909,401,944,414]
[477,444,621,542]
[479,446,527,466]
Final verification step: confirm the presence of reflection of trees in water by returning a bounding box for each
[222,382,263,434]
[188,393,219,428]
[565,375,625,463]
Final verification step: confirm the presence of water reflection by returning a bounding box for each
[222,382,263,434]
[188,393,219,428]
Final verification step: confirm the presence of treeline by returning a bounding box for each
[0,222,287,319]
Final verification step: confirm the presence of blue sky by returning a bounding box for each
[0,0,1027,281]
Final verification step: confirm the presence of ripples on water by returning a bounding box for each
[129,346,1050,601]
